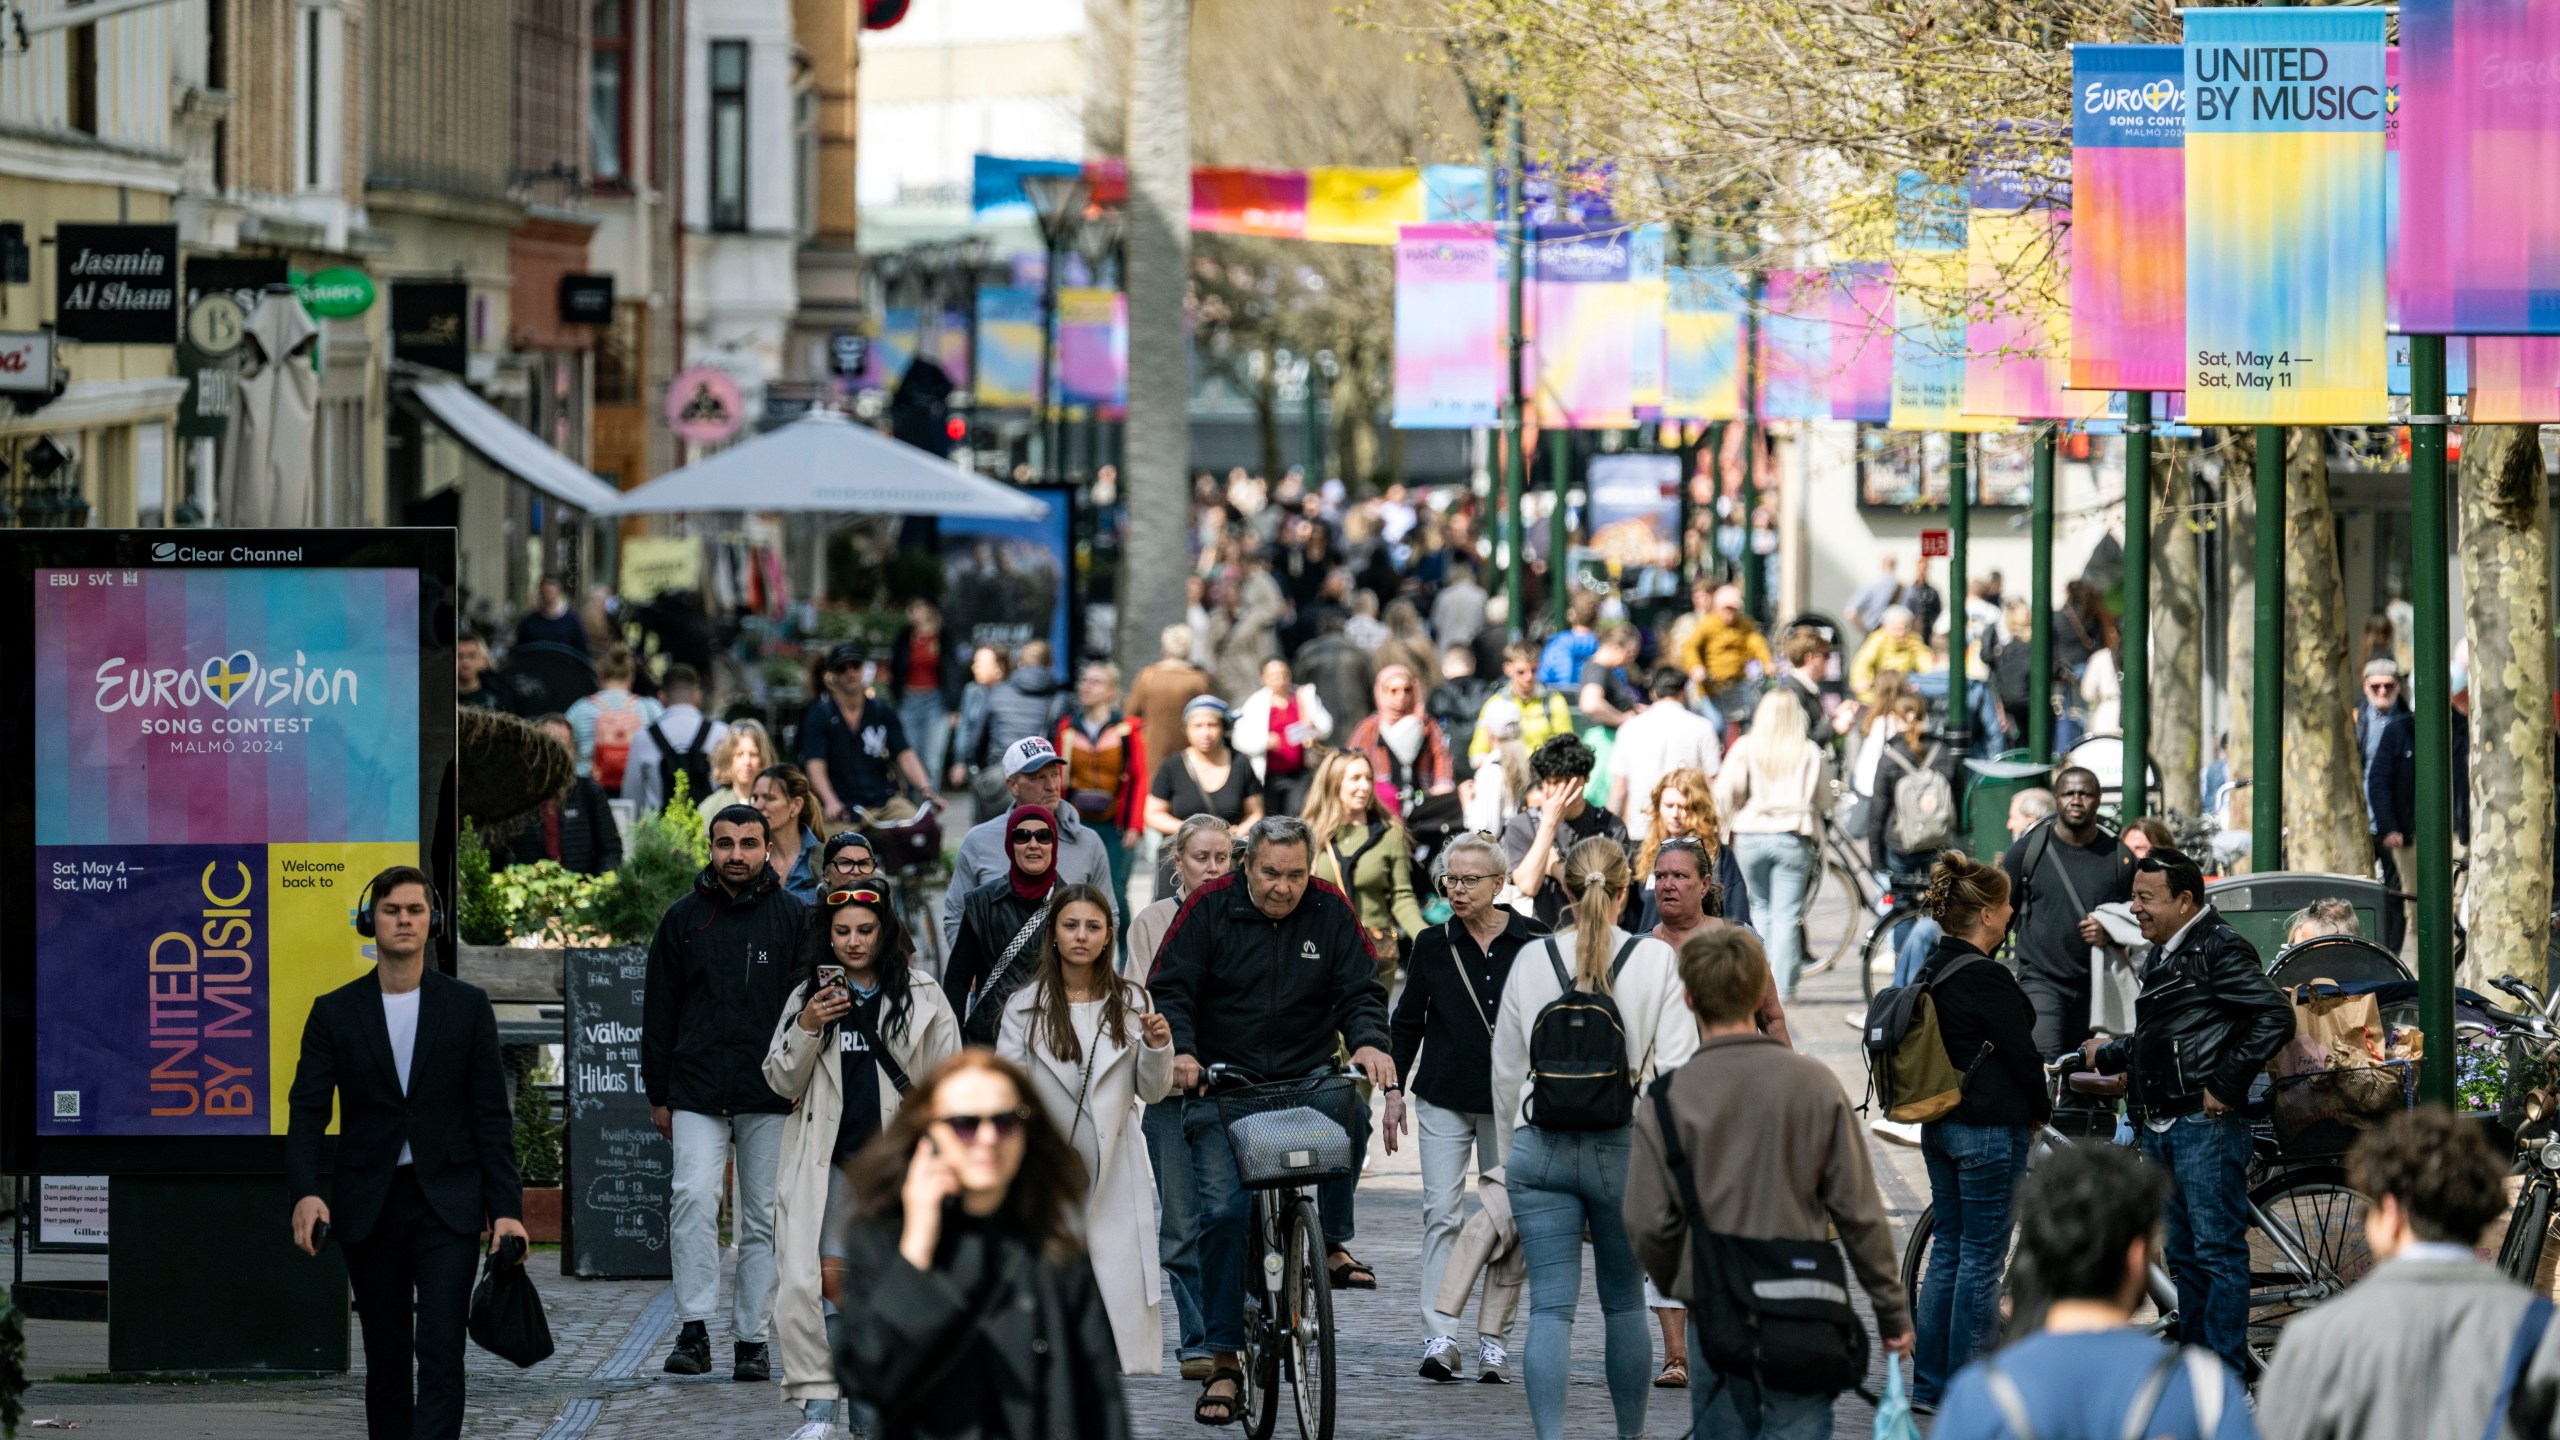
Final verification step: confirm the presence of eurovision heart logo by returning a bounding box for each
[2141,78,2176,112]
[201,651,257,708]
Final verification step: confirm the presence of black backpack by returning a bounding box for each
[649,720,717,815]
[1524,936,1648,1132]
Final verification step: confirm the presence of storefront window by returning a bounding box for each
[590,0,629,187]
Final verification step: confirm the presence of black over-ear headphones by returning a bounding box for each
[354,868,448,941]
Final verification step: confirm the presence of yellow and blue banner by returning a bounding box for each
[2181,8,2388,422]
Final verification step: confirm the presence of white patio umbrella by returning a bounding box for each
[224,288,319,527]
[606,407,1048,519]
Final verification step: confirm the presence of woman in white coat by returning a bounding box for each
[1231,657,1333,814]
[997,882,1177,1375]
[762,886,962,1439]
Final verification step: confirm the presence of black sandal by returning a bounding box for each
[1195,1366,1244,1426]
[1326,1248,1377,1290]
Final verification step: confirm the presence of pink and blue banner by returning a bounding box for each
[1967,143,2101,422]
[34,567,422,1136]
[1629,225,1668,417]
[1757,270,1832,421]
[2471,337,2560,420]
[2182,8,2389,422]
[1057,288,1127,412]
[2070,44,2188,391]
[1829,264,1896,423]
[2398,0,2560,334]
[975,286,1043,410]
[1891,174,2006,431]
[1529,224,1637,429]
[1663,267,1742,422]
[1392,225,1502,429]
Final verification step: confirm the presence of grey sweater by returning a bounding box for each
[2259,1255,2560,1440]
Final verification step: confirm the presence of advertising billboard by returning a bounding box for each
[2,531,457,1174]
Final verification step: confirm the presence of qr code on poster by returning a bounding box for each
[52,1091,78,1118]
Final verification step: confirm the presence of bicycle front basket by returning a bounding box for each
[1224,1105,1354,1191]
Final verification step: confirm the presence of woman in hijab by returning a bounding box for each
[942,803,1062,1047]
[1343,664,1455,817]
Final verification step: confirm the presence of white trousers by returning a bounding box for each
[671,1109,786,1342]
[1416,1096,1505,1342]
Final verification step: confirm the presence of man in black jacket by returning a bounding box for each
[1151,815,1397,1425]
[2085,848,2295,1374]
[288,866,524,1440]
[641,805,808,1381]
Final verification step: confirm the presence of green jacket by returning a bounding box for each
[1314,821,1426,943]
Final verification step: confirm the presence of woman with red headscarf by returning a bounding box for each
[1342,664,1455,816]
[942,802,1063,1046]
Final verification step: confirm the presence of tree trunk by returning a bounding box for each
[1116,0,1193,665]
[2281,427,2371,873]
[2225,427,2258,856]
[2459,422,2553,984]
[2151,440,2204,816]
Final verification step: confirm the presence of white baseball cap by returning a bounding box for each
[1002,736,1063,778]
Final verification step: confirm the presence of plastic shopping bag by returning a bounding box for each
[1872,1354,1921,1440]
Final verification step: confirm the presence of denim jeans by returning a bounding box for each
[1143,1098,1208,1363]
[670,1110,785,1341]
[1183,1083,1371,1354]
[1415,1098,1504,1343]
[2139,1112,2256,1373]
[898,691,949,785]
[1915,1121,2032,1405]
[1691,1331,1835,1440]
[1893,918,1942,990]
[1509,1125,1650,1440]
[1736,832,1819,997]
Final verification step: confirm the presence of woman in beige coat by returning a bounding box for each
[761,886,962,1437]
[997,883,1177,1375]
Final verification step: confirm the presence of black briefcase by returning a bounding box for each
[467,1235,556,1368]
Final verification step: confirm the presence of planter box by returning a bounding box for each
[521,1185,563,1243]
[458,944,565,1003]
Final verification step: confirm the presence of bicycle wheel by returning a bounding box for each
[1861,909,1925,1005]
[1799,855,1861,977]
[1898,1201,1938,1315]
[1239,1200,1283,1440]
[2245,1167,2374,1373]
[2499,1177,2555,1285]
[1281,1198,1336,1440]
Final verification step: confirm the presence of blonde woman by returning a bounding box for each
[1630,768,1752,933]
[1713,689,1827,999]
[1302,749,1426,966]
[1488,837,1699,1440]
[698,719,772,820]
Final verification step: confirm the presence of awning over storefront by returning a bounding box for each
[403,376,624,515]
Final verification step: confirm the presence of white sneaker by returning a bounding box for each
[1419,1334,1462,1382]
[1870,1117,1922,1146]
[1476,1336,1511,1384]
[789,1423,834,1440]
[1843,1011,1866,1029]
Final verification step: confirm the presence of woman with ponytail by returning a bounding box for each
[1488,836,1699,1440]
[1908,849,2048,1410]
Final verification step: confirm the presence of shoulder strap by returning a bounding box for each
[1983,1365,2039,1440]
[680,720,712,759]
[1609,935,1643,984]
[2119,1348,2187,1440]
[2183,1349,2225,1440]
[1443,923,1496,1036]
[852,1005,914,1095]
[1544,938,1571,994]
[966,909,1049,1027]
[1922,950,1983,992]
[1884,744,1918,775]
[1921,743,1943,768]
[2484,1297,2554,1440]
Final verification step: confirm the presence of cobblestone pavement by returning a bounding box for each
[16,886,1925,1439]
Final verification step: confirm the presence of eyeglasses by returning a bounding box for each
[1442,872,1504,889]
[824,888,887,907]
[825,855,876,875]
[934,1108,1033,1144]
[1010,826,1056,846]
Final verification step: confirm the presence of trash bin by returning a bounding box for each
[1964,752,2054,863]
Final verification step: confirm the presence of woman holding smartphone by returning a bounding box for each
[997,885,1175,1374]
[764,887,962,1439]
[835,1051,1130,1440]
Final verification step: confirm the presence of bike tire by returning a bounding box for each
[1800,856,1861,977]
[1283,1200,1336,1440]
[1861,909,1924,1006]
[2501,1178,2556,1285]
[1240,1200,1282,1440]
[1898,1201,1937,1314]
[2245,1166,2374,1377]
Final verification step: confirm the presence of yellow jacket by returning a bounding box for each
[1850,630,1936,700]
[1677,616,1776,688]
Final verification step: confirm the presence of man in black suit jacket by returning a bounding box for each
[288,866,525,1440]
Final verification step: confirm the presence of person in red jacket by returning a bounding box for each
[1056,661,1145,927]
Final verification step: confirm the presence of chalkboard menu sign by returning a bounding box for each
[564,945,671,1278]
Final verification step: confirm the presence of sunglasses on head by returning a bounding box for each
[824,888,887,907]
[1011,825,1056,845]
[1657,836,1710,855]
[935,1107,1033,1143]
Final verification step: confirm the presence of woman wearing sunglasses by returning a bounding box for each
[835,1051,1130,1440]
[944,804,1064,1047]
[763,887,962,1439]
[995,885,1176,1375]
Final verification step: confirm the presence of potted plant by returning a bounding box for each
[514,1051,565,1242]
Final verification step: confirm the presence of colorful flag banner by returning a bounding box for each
[1057,288,1126,411]
[1830,264,1896,423]
[1529,224,1637,429]
[974,153,1619,244]
[2182,8,2388,422]
[866,307,918,390]
[1758,271,1833,421]
[2070,44,2188,391]
[1192,167,1308,238]
[975,286,1043,409]
[1890,174,2007,432]
[2471,337,2560,420]
[1966,137,2102,422]
[1392,225,1502,429]
[2388,335,2472,396]
[1422,164,1491,224]
[1304,167,1427,245]
[971,154,1083,222]
[1629,225,1668,417]
[2398,0,2560,334]
[1664,267,1742,422]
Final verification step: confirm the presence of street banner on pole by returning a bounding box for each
[1303,167,1427,245]
[864,307,918,391]
[2069,44,2188,391]
[1757,271,1832,421]
[1057,288,1127,411]
[1967,138,2106,422]
[1829,263,1895,423]
[974,286,1043,409]
[1391,225,1502,429]
[1192,167,1309,238]
[1890,174,2005,432]
[1663,267,1741,422]
[1629,225,1668,418]
[2181,7,2388,422]
[1422,164,1491,224]
[2470,337,2560,420]
[2398,0,2560,334]
[1528,224,1636,429]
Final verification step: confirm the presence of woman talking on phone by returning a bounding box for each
[997,885,1176,1374]
[763,887,962,1439]
[835,1050,1130,1440]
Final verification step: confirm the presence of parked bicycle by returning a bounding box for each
[1201,1063,1359,1440]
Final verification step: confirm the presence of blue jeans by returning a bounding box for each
[1690,1329,1835,1440]
[1915,1121,2032,1405]
[1893,917,1942,989]
[1509,1125,1649,1440]
[1736,832,1819,998]
[1183,1084,1371,1354]
[898,691,949,784]
[1144,1099,1208,1362]
[2139,1112,2255,1373]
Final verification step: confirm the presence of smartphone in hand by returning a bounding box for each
[817,964,848,993]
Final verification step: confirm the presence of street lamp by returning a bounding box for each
[1021,172,1091,486]
[1070,210,1125,483]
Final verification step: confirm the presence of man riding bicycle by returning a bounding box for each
[1151,815,1400,1427]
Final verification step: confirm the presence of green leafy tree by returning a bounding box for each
[574,773,710,946]
[513,1053,563,1185]
[456,824,510,947]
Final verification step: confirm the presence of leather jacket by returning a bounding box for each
[2092,907,2294,1118]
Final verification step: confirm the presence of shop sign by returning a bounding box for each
[53,224,179,344]
[666,366,745,446]
[293,267,376,318]
[0,331,56,394]
[391,281,469,376]
[559,274,615,326]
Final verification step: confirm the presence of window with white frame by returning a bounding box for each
[709,40,748,232]
[297,3,345,192]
